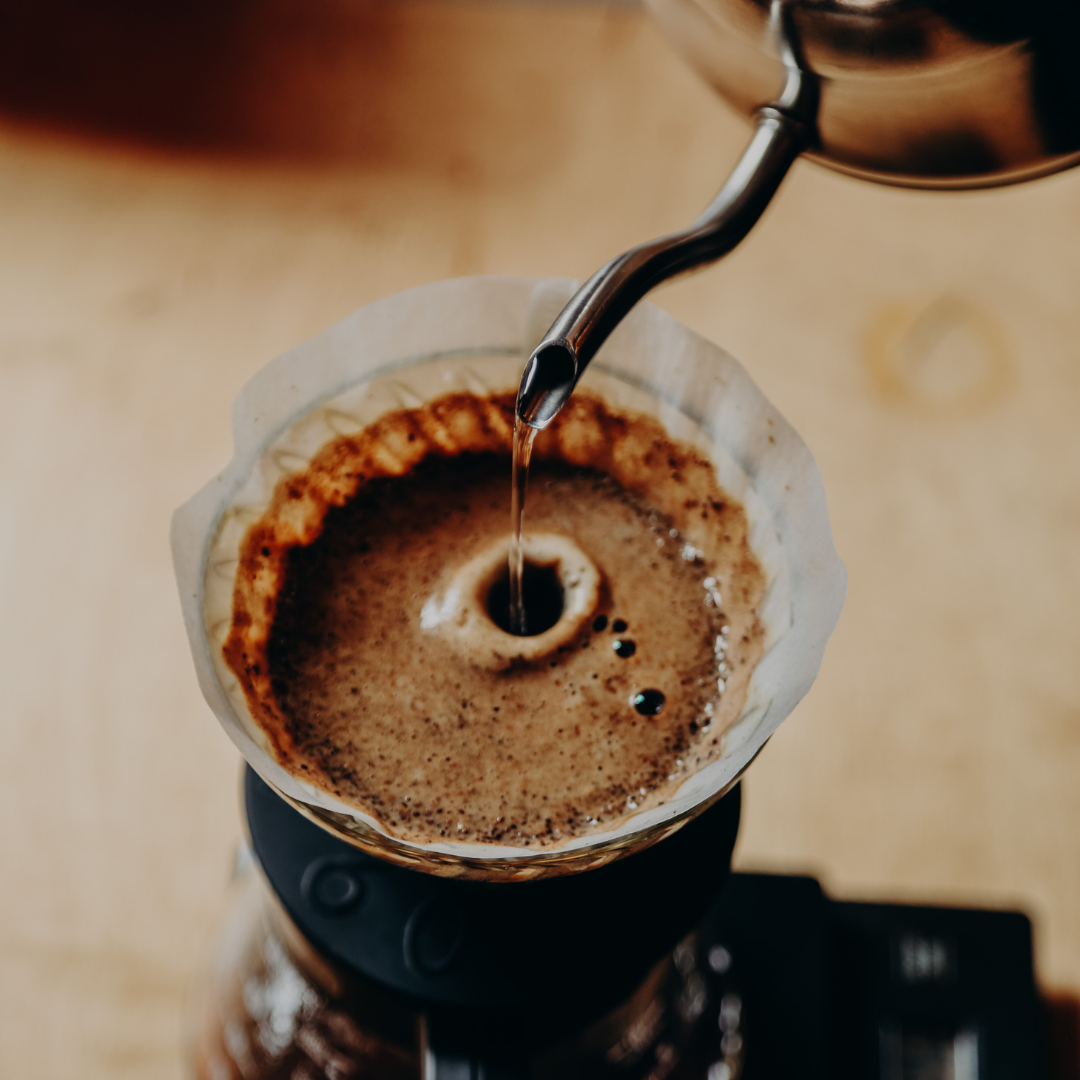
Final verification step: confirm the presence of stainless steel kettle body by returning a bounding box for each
[646,0,1080,189]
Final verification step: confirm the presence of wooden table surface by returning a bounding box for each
[1,2,1078,1075]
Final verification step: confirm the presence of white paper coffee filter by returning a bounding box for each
[172,275,846,866]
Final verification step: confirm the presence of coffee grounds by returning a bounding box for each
[224,392,765,848]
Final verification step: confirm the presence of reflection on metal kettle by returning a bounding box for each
[516,0,1080,428]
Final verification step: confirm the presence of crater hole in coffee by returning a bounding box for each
[487,560,564,636]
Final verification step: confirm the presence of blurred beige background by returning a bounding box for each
[0,1,1078,1076]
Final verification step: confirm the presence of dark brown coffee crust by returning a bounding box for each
[222,392,765,846]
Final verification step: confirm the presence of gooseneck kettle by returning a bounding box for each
[517,0,1080,427]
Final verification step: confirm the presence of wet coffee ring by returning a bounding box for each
[419,533,600,670]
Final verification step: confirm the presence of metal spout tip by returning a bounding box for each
[515,342,578,430]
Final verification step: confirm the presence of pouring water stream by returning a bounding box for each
[507,419,538,636]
